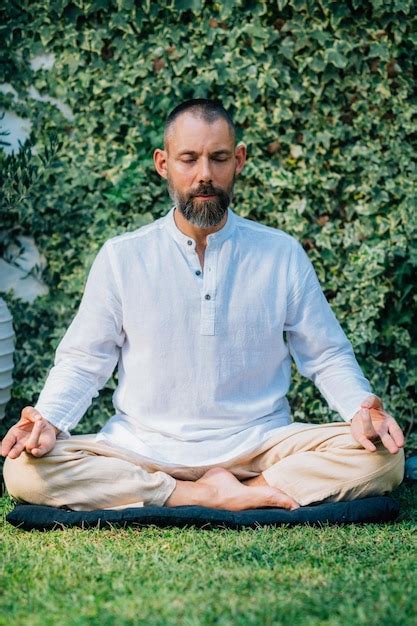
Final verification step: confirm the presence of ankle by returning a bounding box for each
[243,474,268,487]
[164,479,216,507]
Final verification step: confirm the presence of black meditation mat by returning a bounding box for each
[6,496,400,531]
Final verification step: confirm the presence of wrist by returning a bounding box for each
[46,421,61,436]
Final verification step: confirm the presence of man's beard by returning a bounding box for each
[167,175,235,228]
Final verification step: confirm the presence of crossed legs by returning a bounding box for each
[3,422,405,511]
[238,422,405,506]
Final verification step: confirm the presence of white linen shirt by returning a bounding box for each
[35,205,372,467]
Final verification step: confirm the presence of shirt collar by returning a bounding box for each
[164,204,237,248]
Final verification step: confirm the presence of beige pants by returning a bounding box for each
[3,421,405,511]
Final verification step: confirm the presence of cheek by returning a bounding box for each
[172,165,195,185]
[217,168,235,189]
[215,161,235,177]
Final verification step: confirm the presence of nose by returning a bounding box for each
[197,157,212,183]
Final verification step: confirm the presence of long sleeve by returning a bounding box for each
[35,241,125,435]
[284,242,372,422]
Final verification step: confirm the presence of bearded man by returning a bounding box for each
[1,99,405,512]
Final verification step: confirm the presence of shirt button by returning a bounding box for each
[205,294,211,300]
[195,270,201,276]
[187,239,193,246]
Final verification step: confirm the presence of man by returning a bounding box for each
[2,99,405,512]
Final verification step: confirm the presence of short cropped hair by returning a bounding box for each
[164,98,236,148]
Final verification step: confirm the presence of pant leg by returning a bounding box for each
[3,434,177,511]
[230,421,405,506]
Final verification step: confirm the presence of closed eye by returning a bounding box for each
[181,157,230,163]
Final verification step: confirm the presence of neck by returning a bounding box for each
[173,207,228,248]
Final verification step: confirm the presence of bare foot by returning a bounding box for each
[165,467,300,510]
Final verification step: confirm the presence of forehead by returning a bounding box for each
[166,113,234,153]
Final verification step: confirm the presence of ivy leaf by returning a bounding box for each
[174,0,202,11]
[326,48,348,68]
[309,53,326,72]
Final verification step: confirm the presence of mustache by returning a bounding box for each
[191,185,221,197]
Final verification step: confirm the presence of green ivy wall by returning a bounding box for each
[1,0,416,454]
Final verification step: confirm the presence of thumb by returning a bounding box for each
[20,406,44,423]
[360,395,382,410]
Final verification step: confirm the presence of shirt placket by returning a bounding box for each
[200,242,217,335]
[184,233,220,336]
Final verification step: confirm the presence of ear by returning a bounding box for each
[234,142,247,175]
[153,148,168,179]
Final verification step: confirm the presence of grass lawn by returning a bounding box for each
[1,484,416,626]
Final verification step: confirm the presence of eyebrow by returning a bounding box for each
[177,149,233,157]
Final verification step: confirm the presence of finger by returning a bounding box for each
[1,431,17,457]
[356,435,377,453]
[351,410,378,451]
[388,419,405,448]
[375,412,405,449]
[360,407,379,439]
[30,446,48,457]
[7,440,27,459]
[25,419,44,451]
[378,431,400,454]
[30,436,54,458]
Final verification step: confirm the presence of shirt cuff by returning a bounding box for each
[33,404,72,438]
[340,391,375,422]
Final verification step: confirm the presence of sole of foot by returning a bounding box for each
[195,467,300,511]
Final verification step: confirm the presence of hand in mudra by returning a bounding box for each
[350,395,405,454]
[1,406,60,459]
